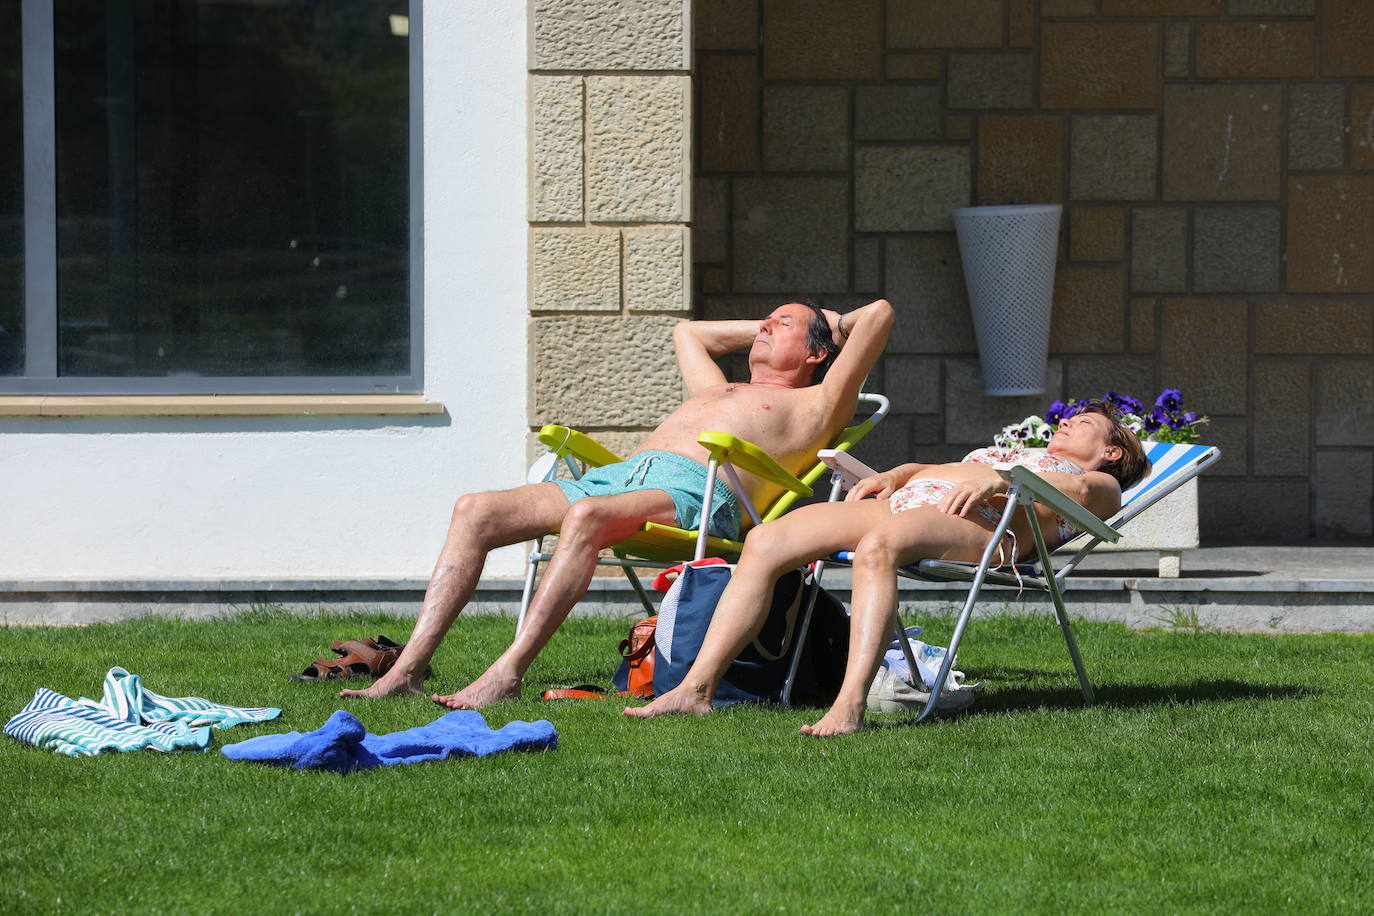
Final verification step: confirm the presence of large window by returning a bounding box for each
[1,3,21,376]
[8,0,417,393]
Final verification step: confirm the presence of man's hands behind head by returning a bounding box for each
[822,308,845,348]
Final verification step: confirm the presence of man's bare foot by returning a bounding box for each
[623,686,712,719]
[432,666,521,710]
[799,704,865,737]
[339,671,425,700]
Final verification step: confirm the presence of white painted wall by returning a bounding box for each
[0,3,531,580]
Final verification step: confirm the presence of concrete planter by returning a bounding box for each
[1091,475,1198,578]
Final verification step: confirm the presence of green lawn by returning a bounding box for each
[3,609,1373,914]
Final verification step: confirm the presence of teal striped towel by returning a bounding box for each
[76,667,280,730]
[4,668,281,757]
[4,688,212,756]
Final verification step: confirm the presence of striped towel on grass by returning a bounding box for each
[76,667,280,730]
[4,668,281,757]
[4,688,211,757]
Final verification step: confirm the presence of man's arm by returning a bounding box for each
[819,299,894,406]
[673,319,759,396]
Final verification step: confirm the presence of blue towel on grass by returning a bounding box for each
[220,709,557,772]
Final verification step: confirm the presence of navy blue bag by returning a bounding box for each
[651,563,848,706]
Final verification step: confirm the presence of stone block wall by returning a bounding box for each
[527,0,692,453]
[693,0,1374,539]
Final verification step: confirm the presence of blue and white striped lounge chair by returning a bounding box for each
[781,441,1222,718]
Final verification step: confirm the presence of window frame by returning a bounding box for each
[8,0,424,396]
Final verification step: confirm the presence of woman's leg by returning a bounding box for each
[625,499,893,719]
[801,507,998,737]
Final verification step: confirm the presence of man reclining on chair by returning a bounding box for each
[342,298,894,707]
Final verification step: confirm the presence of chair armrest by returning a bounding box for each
[1000,466,1122,544]
[698,432,812,497]
[537,425,622,468]
[816,448,879,493]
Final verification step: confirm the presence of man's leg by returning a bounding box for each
[341,482,573,699]
[433,488,677,709]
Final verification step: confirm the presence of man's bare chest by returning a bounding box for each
[680,383,814,422]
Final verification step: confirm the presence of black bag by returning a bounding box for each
[652,563,849,706]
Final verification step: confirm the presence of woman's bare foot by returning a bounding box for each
[623,685,712,719]
[799,703,865,737]
[339,671,425,700]
[432,665,521,709]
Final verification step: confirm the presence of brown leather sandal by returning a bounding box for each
[293,635,431,681]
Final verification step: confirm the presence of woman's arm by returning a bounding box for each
[936,469,1122,521]
[844,462,928,502]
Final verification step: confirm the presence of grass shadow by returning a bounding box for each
[967,678,1318,717]
[849,679,1319,731]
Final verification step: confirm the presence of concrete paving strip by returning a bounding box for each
[3,544,1371,631]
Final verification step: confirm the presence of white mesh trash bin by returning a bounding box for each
[952,204,1062,396]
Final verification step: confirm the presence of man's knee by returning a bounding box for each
[452,490,521,538]
[559,496,625,541]
[453,491,490,523]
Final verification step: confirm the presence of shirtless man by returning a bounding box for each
[342,298,893,707]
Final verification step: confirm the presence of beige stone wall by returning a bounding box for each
[527,0,692,453]
[695,0,1374,539]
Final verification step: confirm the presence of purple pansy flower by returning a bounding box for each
[1143,413,1163,434]
[1045,400,1068,425]
[1156,388,1182,412]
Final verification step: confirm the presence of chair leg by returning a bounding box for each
[913,488,1025,724]
[1026,509,1094,707]
[616,552,658,618]
[894,617,921,683]
[782,475,847,709]
[781,561,826,708]
[694,459,719,562]
[516,537,543,636]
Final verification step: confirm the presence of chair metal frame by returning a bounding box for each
[517,394,891,630]
[781,441,1222,717]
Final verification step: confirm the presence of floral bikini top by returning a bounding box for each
[962,445,1085,477]
[963,445,1086,541]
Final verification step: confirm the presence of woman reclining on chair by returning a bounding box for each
[626,400,1149,736]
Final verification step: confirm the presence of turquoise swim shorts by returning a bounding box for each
[553,451,741,540]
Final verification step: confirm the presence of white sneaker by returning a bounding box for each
[865,666,975,715]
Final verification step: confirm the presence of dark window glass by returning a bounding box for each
[54,0,409,378]
[0,3,22,376]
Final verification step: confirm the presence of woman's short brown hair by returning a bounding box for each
[1075,399,1150,489]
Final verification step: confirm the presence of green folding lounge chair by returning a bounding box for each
[518,393,891,627]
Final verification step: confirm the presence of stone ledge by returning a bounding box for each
[6,574,1374,631]
[0,395,444,417]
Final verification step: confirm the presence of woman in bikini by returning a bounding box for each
[626,400,1150,736]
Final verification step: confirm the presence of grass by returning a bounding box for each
[4,608,1374,914]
